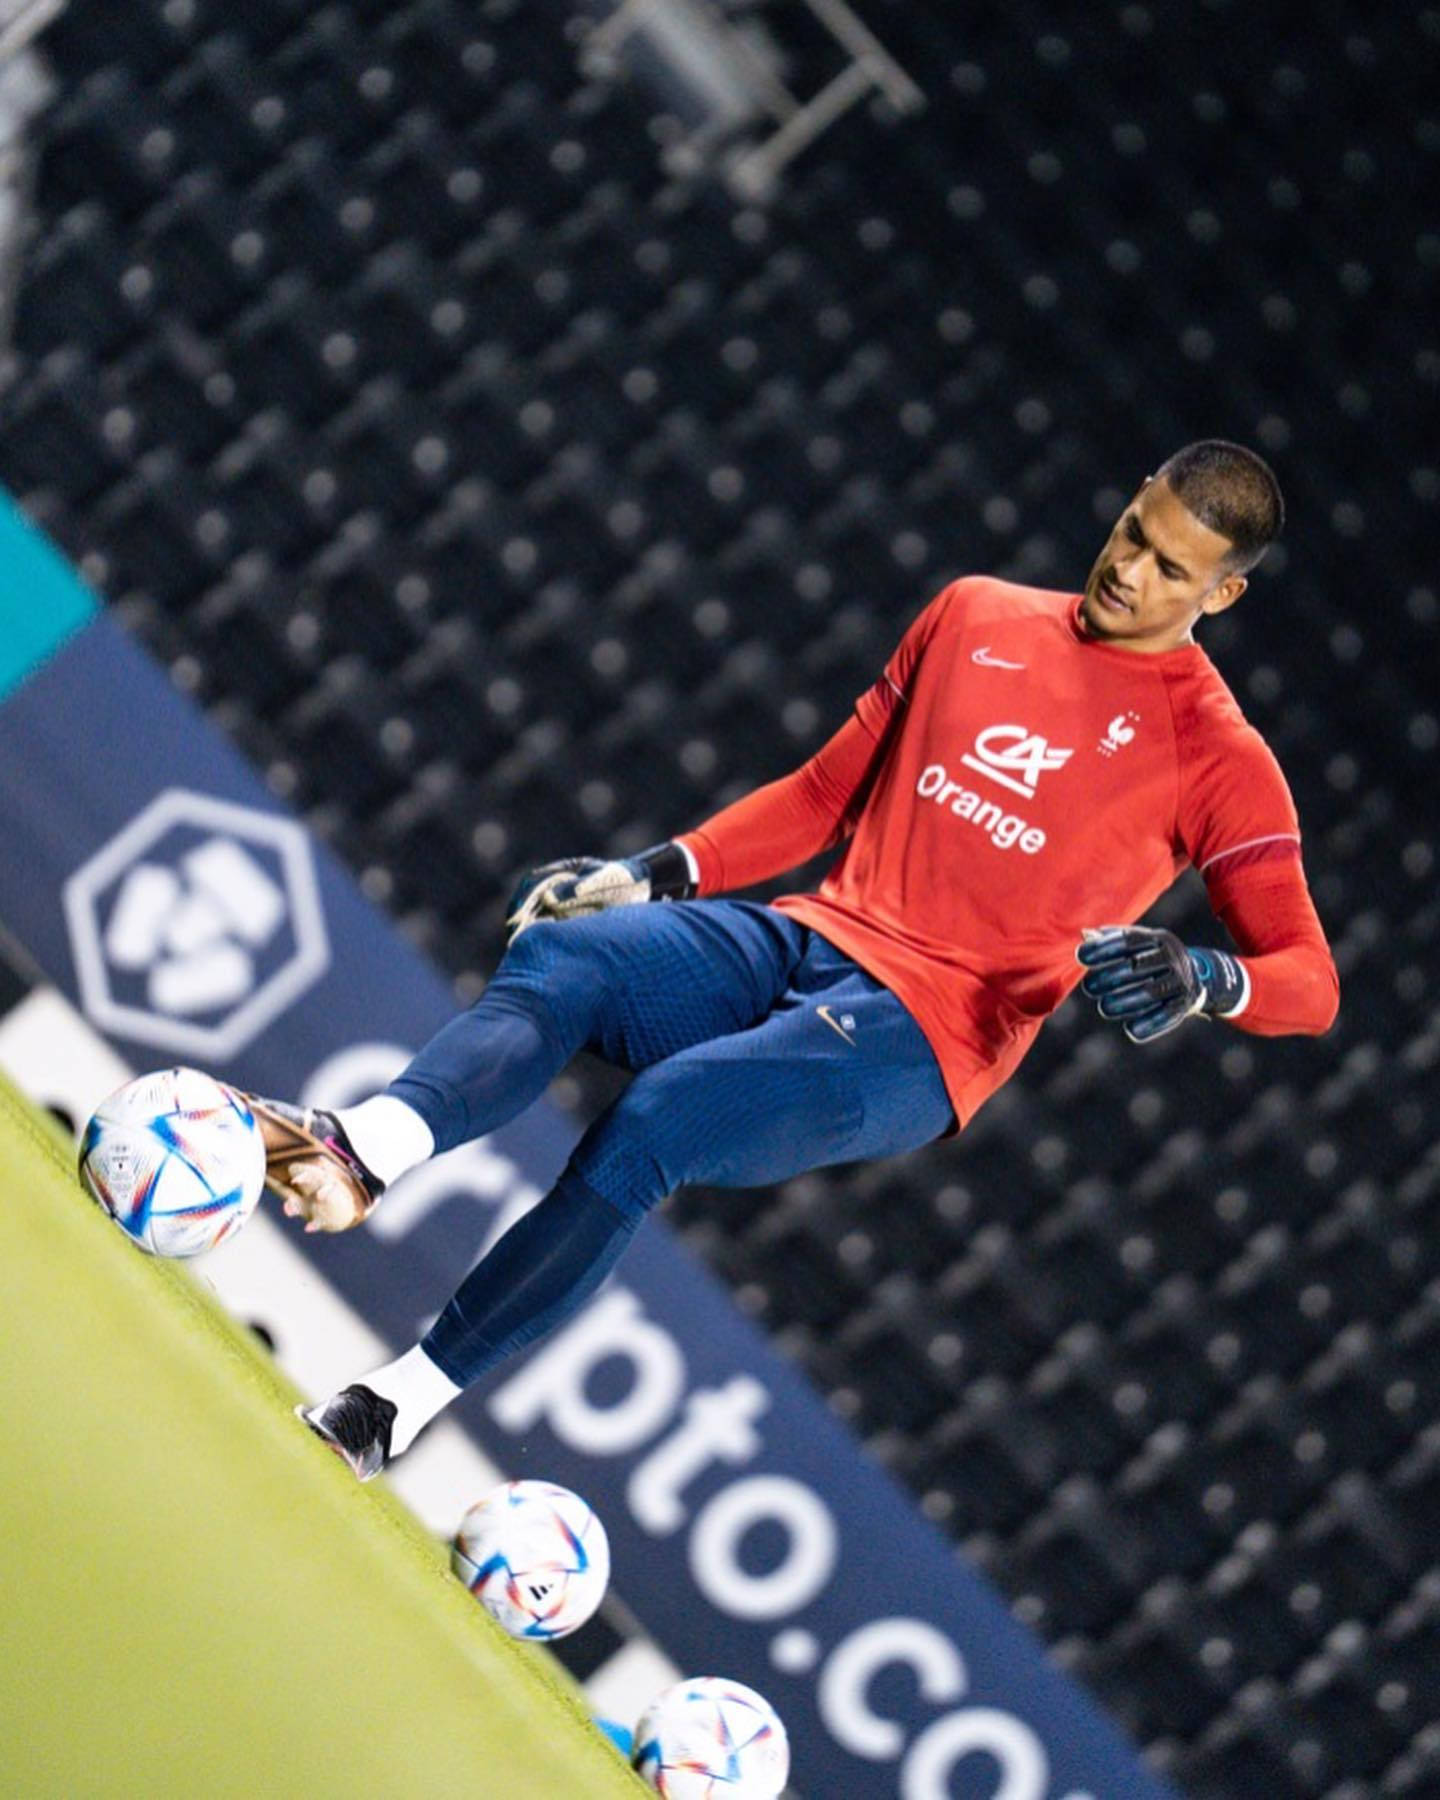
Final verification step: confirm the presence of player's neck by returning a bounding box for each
[1102,627,1197,655]
[1073,596,1199,655]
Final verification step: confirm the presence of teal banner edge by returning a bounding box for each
[0,493,100,705]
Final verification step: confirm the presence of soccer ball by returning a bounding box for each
[451,1479,610,1641]
[78,1067,265,1257]
[632,1677,790,1799]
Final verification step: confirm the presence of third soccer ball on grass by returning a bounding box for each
[78,1067,265,1257]
[632,1676,791,1799]
[451,1479,610,1640]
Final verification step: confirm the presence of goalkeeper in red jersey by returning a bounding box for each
[245,439,1339,1480]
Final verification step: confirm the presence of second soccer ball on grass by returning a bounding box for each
[451,1478,610,1641]
[632,1676,791,1799]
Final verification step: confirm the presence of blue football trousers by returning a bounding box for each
[386,901,954,1388]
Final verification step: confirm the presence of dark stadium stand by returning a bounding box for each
[3,0,1436,1791]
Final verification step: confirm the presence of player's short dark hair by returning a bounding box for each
[1155,440,1285,575]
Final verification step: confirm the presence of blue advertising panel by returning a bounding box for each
[0,588,1173,1797]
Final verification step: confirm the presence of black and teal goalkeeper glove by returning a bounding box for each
[505,842,696,942]
[1076,925,1248,1043]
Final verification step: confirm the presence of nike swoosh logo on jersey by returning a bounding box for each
[972,647,1026,669]
[816,1004,857,1047]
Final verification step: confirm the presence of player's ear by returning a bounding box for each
[1200,573,1246,617]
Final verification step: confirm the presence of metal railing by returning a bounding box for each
[580,0,923,201]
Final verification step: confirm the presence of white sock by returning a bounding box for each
[359,1344,461,1455]
[335,1095,435,1188]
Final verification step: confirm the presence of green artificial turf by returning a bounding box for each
[0,1073,644,1797]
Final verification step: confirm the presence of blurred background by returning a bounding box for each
[1,1,1437,1793]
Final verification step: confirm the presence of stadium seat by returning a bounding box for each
[1025,1325,1149,1479]
[377,1,507,127]
[1083,1578,1245,1743]
[230,0,315,57]
[997,1475,1145,1638]
[274,8,407,154]
[160,35,290,187]
[1199,1376,1334,1528]
[1201,1521,1318,1679]
[478,0,580,100]
[1274,1475,1415,1639]
[14,202,154,362]
[934,1227,1066,1379]
[912,1375,1051,1537]
[452,235,577,362]
[744,1204,873,1334]
[109,324,246,464]
[343,243,472,388]
[439,357,557,492]
[1293,1324,1414,1475]
[634,296,754,424]
[3,347,132,503]
[1171,1680,1313,1800]
[1212,1227,1344,1379]
[145,172,274,332]
[88,450,228,608]
[501,586,633,732]
[627,424,755,557]
[1381,1738,1440,1798]
[208,412,329,565]
[397,615,531,775]
[359,111,493,256]
[1116,1277,1238,1427]
[319,378,454,525]
[192,553,322,714]
[829,1280,964,1437]
[300,522,436,670]
[1106,1425,1236,1584]
[283,655,413,814]
[1369,1594,1440,1749]
[469,112,588,229]
[250,138,380,282]
[1389,1295,1440,1435]
[39,69,180,222]
[1286,1627,1411,1788]
[44,0,204,86]
[229,276,364,428]
[372,769,489,921]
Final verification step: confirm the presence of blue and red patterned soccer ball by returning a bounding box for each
[451,1478,612,1642]
[631,1676,790,1799]
[79,1067,265,1257]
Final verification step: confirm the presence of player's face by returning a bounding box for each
[1079,478,1248,653]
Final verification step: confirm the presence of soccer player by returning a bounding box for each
[248,440,1339,1480]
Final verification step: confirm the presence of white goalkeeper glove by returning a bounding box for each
[505,842,697,942]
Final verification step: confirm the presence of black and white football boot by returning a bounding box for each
[297,1384,397,1483]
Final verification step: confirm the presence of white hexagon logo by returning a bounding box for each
[63,789,330,1059]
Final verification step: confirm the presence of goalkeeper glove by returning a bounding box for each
[1076,924,1248,1043]
[505,842,697,942]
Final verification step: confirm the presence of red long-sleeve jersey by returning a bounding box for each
[678,577,1338,1129]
